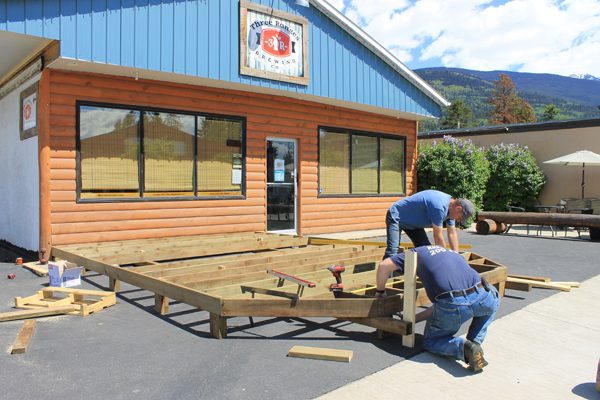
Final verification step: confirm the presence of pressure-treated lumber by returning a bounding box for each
[11,320,36,354]
[506,277,571,292]
[288,346,353,362]
[0,305,76,322]
[308,237,472,250]
[402,251,417,348]
[51,234,504,340]
[477,211,600,228]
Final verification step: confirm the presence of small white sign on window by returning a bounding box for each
[274,170,285,182]
[232,169,242,185]
[22,92,37,131]
[274,158,285,171]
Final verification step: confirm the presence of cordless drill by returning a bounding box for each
[327,264,345,292]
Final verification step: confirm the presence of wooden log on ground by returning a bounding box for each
[476,219,507,235]
[477,211,600,228]
[11,320,36,354]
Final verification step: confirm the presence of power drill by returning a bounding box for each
[327,264,345,292]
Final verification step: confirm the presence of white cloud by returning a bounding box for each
[332,0,600,76]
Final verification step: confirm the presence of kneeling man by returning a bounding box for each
[375,245,501,373]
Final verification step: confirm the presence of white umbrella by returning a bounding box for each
[544,149,600,199]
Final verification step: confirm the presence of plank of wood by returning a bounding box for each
[11,320,36,354]
[288,346,353,362]
[507,274,551,283]
[549,282,581,287]
[0,305,76,322]
[22,262,49,276]
[344,316,411,336]
[505,280,532,292]
[402,251,417,348]
[507,277,571,292]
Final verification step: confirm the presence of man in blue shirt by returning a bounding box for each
[375,245,501,373]
[384,190,474,259]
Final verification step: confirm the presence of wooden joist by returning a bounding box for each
[288,346,353,362]
[11,320,36,354]
[0,305,77,322]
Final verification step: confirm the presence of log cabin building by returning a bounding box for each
[0,0,448,252]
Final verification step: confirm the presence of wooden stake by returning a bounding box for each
[11,319,36,354]
[402,251,417,348]
[288,346,353,362]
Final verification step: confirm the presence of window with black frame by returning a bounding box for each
[318,128,405,196]
[78,104,244,200]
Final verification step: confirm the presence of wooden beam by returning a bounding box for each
[11,320,36,354]
[79,236,310,264]
[505,280,532,291]
[155,294,169,314]
[288,346,353,362]
[478,211,600,228]
[0,305,76,322]
[51,247,223,314]
[508,274,551,282]
[308,238,472,250]
[507,277,571,292]
[402,251,417,348]
[344,316,411,336]
[221,297,402,318]
[210,313,227,339]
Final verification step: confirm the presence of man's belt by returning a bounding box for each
[436,281,484,300]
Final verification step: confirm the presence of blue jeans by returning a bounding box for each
[384,210,431,259]
[423,284,501,361]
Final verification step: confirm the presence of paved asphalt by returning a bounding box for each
[0,228,598,400]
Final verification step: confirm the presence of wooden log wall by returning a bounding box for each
[45,70,416,246]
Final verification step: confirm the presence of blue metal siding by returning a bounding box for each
[0,0,441,117]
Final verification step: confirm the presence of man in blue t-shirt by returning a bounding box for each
[383,190,474,259]
[375,245,501,373]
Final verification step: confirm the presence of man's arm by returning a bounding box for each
[375,258,398,298]
[432,224,447,249]
[446,224,459,252]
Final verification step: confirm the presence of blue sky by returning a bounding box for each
[326,0,600,77]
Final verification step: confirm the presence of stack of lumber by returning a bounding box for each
[505,274,580,292]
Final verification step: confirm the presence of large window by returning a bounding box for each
[319,128,405,196]
[78,103,244,200]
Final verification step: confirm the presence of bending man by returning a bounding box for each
[375,245,501,373]
[384,190,474,259]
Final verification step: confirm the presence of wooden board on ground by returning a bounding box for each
[11,319,36,354]
[0,305,76,322]
[22,262,49,276]
[50,233,504,341]
[15,287,116,317]
[288,346,353,362]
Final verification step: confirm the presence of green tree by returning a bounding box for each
[542,104,559,121]
[441,100,474,129]
[483,143,546,211]
[486,73,537,125]
[417,136,490,225]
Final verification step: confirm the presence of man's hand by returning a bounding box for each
[375,291,388,299]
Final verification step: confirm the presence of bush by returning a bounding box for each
[483,143,546,211]
[417,136,490,225]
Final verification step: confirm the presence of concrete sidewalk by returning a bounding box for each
[313,226,600,400]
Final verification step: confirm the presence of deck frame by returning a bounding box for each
[51,233,507,341]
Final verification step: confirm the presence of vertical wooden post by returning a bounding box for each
[154,294,169,314]
[109,277,120,292]
[38,69,52,255]
[210,313,227,339]
[402,251,417,348]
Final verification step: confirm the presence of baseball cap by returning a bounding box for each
[460,199,475,225]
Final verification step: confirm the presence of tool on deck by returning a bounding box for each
[327,264,345,292]
[38,248,48,265]
[267,270,316,288]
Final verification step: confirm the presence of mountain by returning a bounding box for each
[570,74,600,82]
[414,67,600,131]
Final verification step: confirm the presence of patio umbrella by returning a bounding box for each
[544,149,600,199]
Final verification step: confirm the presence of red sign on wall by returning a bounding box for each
[262,27,291,58]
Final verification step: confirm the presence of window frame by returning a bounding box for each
[75,100,246,203]
[317,126,407,198]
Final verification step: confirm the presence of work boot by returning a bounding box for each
[464,340,488,373]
